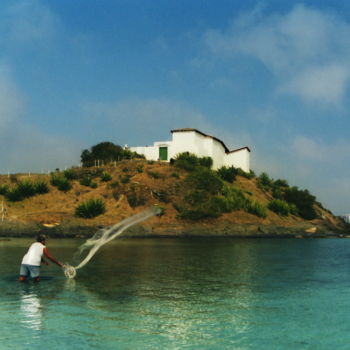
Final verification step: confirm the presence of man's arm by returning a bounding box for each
[43,248,62,266]
[41,257,49,266]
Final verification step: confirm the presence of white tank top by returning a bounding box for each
[22,242,45,266]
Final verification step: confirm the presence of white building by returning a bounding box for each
[339,214,350,223]
[130,128,251,172]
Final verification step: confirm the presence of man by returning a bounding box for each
[19,235,62,282]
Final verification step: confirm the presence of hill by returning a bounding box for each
[0,160,349,238]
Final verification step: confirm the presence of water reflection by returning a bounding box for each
[20,288,42,331]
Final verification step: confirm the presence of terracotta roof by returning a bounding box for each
[170,128,250,154]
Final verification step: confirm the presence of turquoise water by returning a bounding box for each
[1,238,350,349]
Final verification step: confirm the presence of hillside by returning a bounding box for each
[0,160,349,238]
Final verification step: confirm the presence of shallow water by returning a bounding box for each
[1,237,350,349]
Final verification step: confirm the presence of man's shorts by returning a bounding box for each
[20,264,41,278]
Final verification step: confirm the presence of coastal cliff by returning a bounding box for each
[0,160,349,238]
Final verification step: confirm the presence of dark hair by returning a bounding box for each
[37,235,45,243]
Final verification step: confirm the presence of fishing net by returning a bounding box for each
[62,207,160,279]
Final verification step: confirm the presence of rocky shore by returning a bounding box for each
[0,217,349,239]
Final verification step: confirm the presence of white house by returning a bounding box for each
[130,128,251,172]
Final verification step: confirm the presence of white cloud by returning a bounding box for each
[203,5,350,105]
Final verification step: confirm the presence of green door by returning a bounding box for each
[159,147,168,161]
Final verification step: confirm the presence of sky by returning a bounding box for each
[1,0,350,215]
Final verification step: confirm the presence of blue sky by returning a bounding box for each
[1,0,350,215]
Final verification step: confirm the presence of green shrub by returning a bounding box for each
[272,186,282,199]
[137,165,143,173]
[108,181,120,189]
[5,187,23,202]
[246,191,253,196]
[74,198,106,218]
[237,168,255,179]
[50,174,62,187]
[57,178,72,192]
[35,180,49,194]
[186,168,224,194]
[184,190,210,205]
[289,203,299,216]
[258,172,272,187]
[0,185,9,195]
[245,200,267,218]
[149,171,159,179]
[268,199,290,216]
[63,169,77,180]
[120,175,130,184]
[174,160,197,172]
[175,152,199,165]
[148,160,155,165]
[80,177,92,187]
[273,179,289,188]
[283,186,317,220]
[198,156,213,169]
[178,203,222,221]
[221,185,246,210]
[90,182,98,189]
[17,180,36,198]
[100,171,112,182]
[217,166,237,183]
[171,172,179,178]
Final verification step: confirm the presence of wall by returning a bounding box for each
[226,149,250,172]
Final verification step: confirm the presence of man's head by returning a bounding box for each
[37,235,46,244]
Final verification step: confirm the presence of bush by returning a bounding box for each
[184,190,210,205]
[175,152,199,165]
[272,186,282,199]
[258,172,271,187]
[283,186,317,220]
[50,174,62,187]
[57,178,72,192]
[289,203,299,216]
[186,168,224,194]
[137,165,143,173]
[17,180,36,198]
[237,168,255,179]
[35,180,49,194]
[100,172,112,182]
[148,160,155,165]
[0,185,9,195]
[120,175,130,184]
[221,185,246,210]
[268,199,290,216]
[149,171,159,179]
[90,182,98,189]
[217,166,237,183]
[108,181,119,189]
[178,203,222,221]
[273,179,289,188]
[63,169,77,180]
[245,200,267,218]
[171,172,179,178]
[198,156,213,169]
[80,177,92,187]
[74,198,106,218]
[5,187,23,202]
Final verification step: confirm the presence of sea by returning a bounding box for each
[1,237,350,349]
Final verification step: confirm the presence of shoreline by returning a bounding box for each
[0,218,349,239]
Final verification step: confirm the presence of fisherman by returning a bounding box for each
[19,235,62,282]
